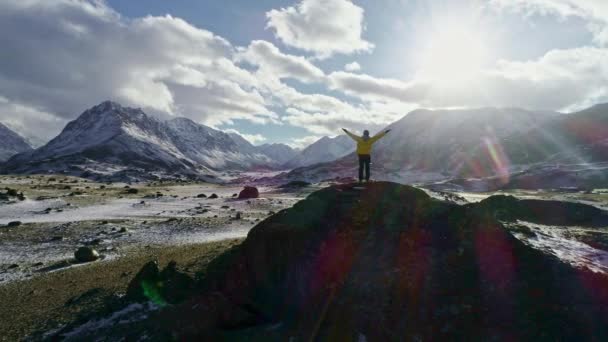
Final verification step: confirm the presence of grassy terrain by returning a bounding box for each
[0,239,243,341]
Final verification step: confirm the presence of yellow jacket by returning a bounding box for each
[344,129,389,155]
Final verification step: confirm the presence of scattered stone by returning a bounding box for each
[209,193,219,199]
[221,205,230,209]
[235,212,242,220]
[232,193,238,197]
[33,262,44,267]
[74,247,100,263]
[51,236,64,241]
[119,227,129,233]
[125,188,139,194]
[7,221,22,227]
[238,186,259,199]
[8,264,19,269]
[197,193,207,198]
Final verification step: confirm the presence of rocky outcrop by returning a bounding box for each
[128,182,608,340]
[126,260,195,305]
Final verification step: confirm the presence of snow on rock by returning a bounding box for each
[510,221,608,274]
[0,123,33,161]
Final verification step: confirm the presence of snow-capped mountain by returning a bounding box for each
[257,143,298,165]
[2,101,281,180]
[0,123,33,161]
[284,135,354,168]
[227,133,299,166]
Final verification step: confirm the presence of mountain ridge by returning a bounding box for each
[0,122,33,162]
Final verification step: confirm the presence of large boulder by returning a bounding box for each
[74,247,100,263]
[237,186,259,199]
[161,182,608,340]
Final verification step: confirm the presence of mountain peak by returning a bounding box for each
[92,100,123,112]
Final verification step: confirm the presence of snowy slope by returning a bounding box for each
[2,102,280,180]
[0,123,33,161]
[285,135,354,168]
[257,143,298,165]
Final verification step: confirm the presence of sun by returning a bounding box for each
[416,26,489,85]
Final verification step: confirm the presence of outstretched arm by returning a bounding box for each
[342,128,361,142]
[370,129,391,143]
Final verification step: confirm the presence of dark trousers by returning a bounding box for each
[358,154,371,181]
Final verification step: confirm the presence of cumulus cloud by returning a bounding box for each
[282,107,386,136]
[0,98,67,146]
[224,129,267,145]
[344,62,361,72]
[327,46,608,111]
[490,0,608,44]
[0,0,273,133]
[266,0,374,59]
[285,135,323,149]
[236,40,325,83]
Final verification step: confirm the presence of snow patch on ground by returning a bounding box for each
[55,302,160,341]
[512,221,608,274]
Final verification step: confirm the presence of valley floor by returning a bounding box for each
[0,175,317,284]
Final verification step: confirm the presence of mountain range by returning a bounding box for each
[285,104,608,190]
[0,102,353,181]
[2,100,608,188]
[0,123,33,162]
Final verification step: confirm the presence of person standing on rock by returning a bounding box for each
[342,128,391,183]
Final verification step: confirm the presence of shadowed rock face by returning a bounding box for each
[139,182,608,340]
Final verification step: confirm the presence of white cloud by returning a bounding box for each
[236,40,325,83]
[266,0,374,59]
[282,107,386,136]
[490,0,608,44]
[327,46,608,111]
[0,98,67,146]
[344,62,361,72]
[224,129,267,145]
[0,0,273,132]
[285,135,322,149]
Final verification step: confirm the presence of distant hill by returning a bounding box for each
[257,143,299,165]
[284,135,354,168]
[0,123,33,162]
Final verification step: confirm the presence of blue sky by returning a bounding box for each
[1,0,607,148]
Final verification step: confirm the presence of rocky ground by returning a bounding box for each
[0,175,317,284]
[0,175,318,340]
[0,239,242,341]
[2,176,608,340]
[32,181,608,341]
